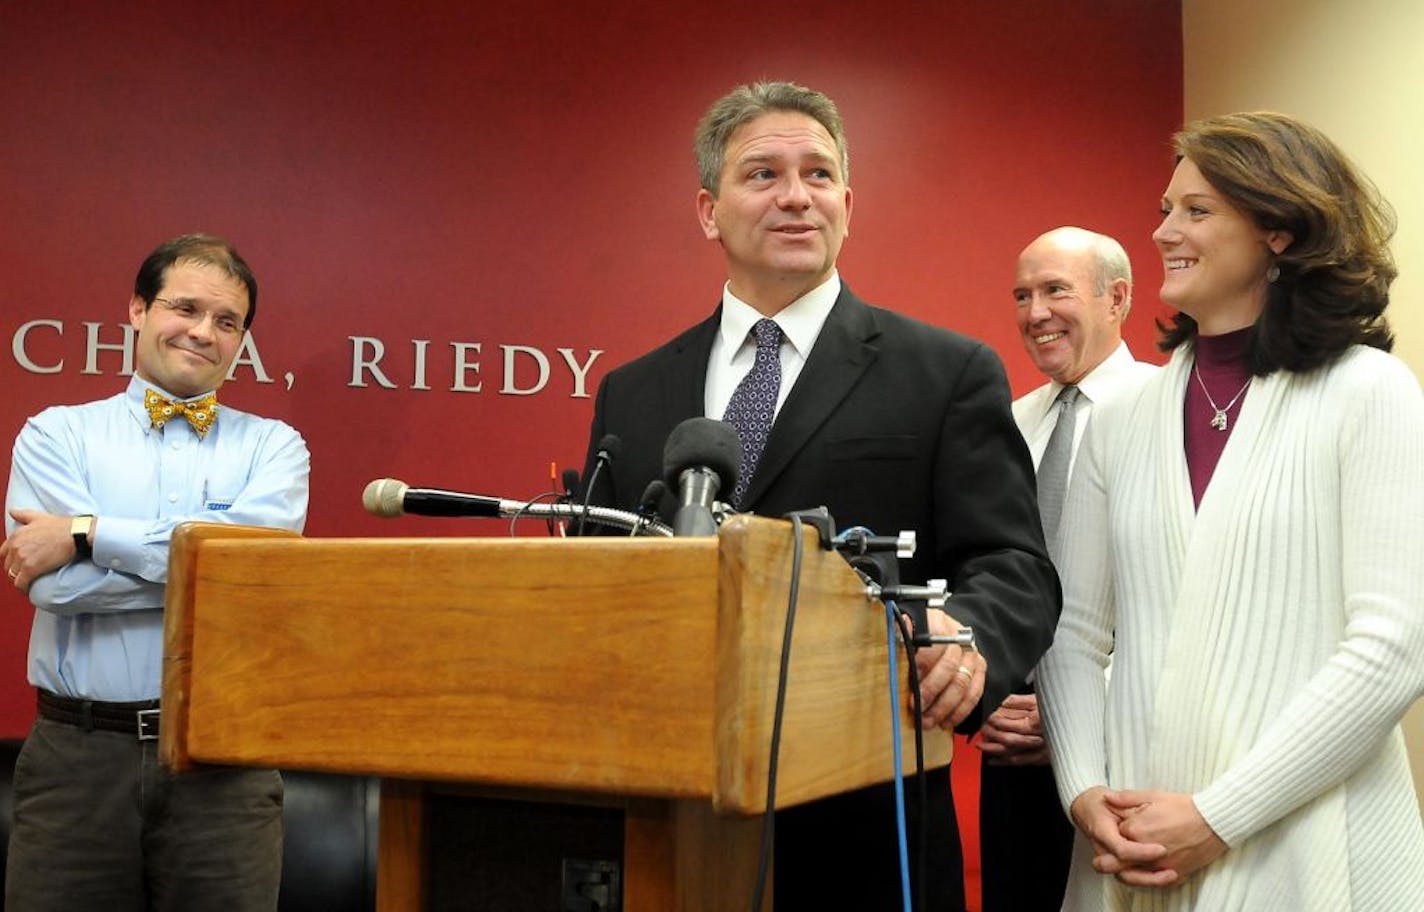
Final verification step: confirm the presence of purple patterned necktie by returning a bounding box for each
[722,318,783,508]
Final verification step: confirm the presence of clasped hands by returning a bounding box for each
[1070,786,1228,888]
[901,609,985,730]
[980,692,1049,765]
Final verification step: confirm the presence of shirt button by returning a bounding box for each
[110,558,121,568]
[168,494,179,503]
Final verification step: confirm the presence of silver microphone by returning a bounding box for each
[361,478,672,536]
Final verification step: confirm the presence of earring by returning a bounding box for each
[1266,263,1281,283]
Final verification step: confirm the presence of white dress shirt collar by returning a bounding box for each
[704,272,841,421]
[1029,341,1141,421]
[714,272,841,367]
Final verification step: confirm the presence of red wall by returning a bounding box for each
[0,1,1182,735]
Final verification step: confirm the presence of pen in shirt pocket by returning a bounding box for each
[202,479,235,512]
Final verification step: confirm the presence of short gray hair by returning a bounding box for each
[1091,233,1132,313]
[694,81,849,194]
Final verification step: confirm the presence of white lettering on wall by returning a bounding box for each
[500,345,549,395]
[344,338,601,397]
[82,322,135,376]
[14,320,64,373]
[349,336,398,389]
[8,322,605,401]
[451,342,482,392]
[558,348,603,399]
[228,334,274,384]
[15,320,274,385]
[411,339,432,390]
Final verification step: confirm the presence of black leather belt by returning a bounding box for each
[37,689,161,740]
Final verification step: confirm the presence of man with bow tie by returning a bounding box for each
[0,234,309,911]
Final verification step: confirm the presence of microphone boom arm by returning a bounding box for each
[512,499,674,537]
[363,478,674,536]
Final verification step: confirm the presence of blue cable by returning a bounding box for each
[885,598,912,912]
[834,525,874,543]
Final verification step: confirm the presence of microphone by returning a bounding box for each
[560,468,580,500]
[637,479,667,515]
[632,479,668,536]
[577,434,622,534]
[661,418,741,536]
[594,434,623,466]
[362,478,674,536]
[363,478,503,518]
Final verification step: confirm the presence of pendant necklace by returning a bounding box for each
[1193,361,1252,431]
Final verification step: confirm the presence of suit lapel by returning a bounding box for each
[661,307,720,424]
[742,288,881,507]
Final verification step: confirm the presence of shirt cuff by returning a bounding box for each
[91,517,165,580]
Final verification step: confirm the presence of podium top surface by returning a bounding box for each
[162,516,951,812]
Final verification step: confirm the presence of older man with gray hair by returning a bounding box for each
[978,226,1157,911]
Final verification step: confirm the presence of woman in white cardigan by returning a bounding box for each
[1038,111,1424,911]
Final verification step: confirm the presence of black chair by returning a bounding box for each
[277,768,381,912]
[0,738,379,911]
[0,740,17,893]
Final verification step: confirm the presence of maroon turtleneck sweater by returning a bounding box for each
[1185,327,1254,508]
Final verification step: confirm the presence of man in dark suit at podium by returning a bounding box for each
[580,81,1059,909]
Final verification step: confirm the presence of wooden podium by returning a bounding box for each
[161,515,951,910]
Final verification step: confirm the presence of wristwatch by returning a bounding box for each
[71,514,95,560]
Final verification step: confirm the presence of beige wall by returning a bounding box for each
[1183,0,1424,809]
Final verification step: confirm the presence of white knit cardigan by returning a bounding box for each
[1038,343,1424,911]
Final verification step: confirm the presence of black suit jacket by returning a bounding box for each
[583,285,1059,722]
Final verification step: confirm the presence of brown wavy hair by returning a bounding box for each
[1158,112,1396,374]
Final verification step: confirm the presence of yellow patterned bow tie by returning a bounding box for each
[144,389,219,438]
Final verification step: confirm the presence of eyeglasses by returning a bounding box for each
[152,297,245,337]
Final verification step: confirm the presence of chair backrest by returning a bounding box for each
[0,739,20,891]
[277,770,380,912]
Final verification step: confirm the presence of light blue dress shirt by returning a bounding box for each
[5,375,310,701]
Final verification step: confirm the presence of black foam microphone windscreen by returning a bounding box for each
[661,417,741,492]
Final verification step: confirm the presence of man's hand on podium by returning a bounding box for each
[907,609,985,730]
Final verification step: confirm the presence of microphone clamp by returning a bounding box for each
[836,528,916,559]
[863,571,972,652]
[868,578,948,610]
[916,626,976,651]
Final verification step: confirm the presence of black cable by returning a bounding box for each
[576,459,608,536]
[750,514,805,912]
[505,490,563,537]
[893,605,929,912]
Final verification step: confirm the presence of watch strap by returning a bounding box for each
[71,515,94,560]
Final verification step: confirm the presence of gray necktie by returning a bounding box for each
[721,319,783,508]
[1036,385,1080,556]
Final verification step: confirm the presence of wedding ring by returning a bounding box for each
[7,569,17,581]
[955,665,974,684]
